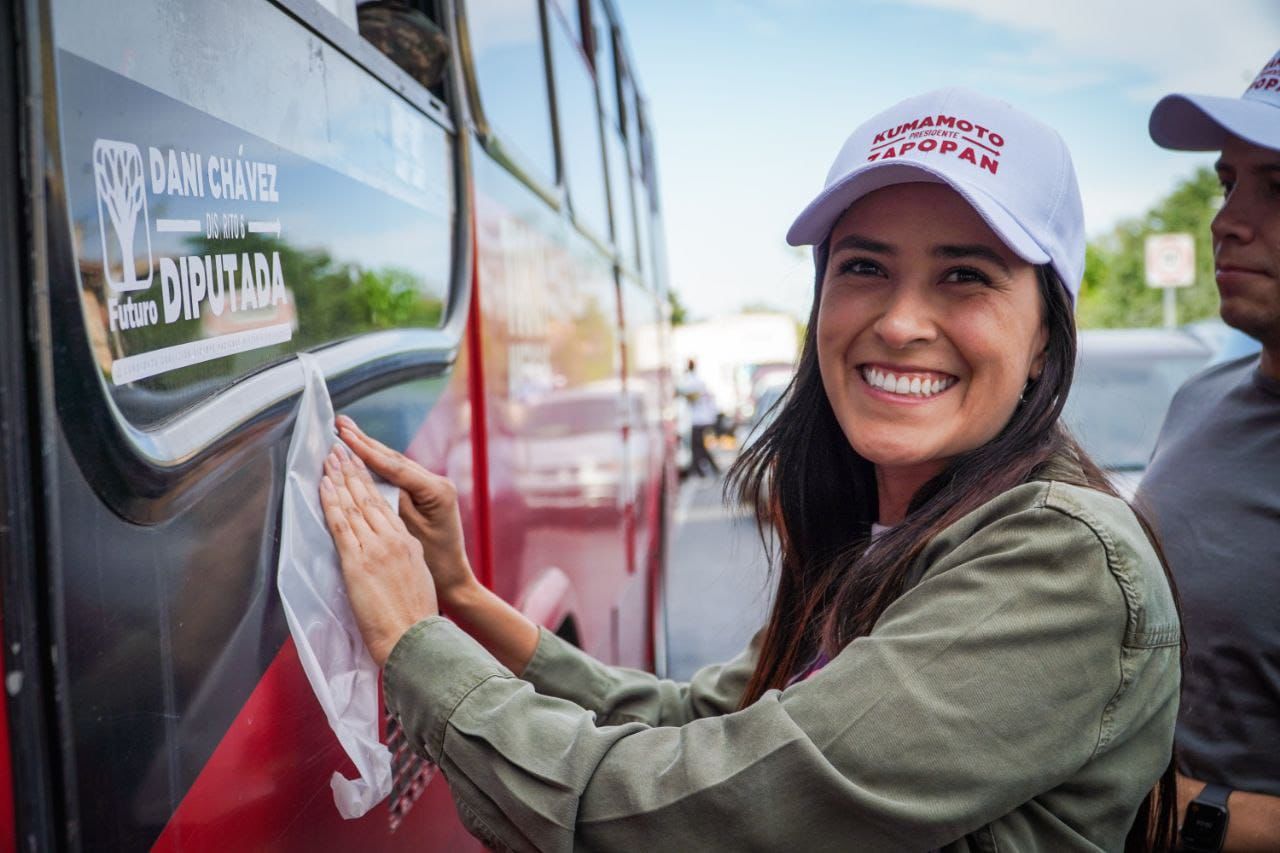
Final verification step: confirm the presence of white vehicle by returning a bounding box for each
[673,312,798,427]
[1062,328,1213,499]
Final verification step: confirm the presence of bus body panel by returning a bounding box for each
[1,0,672,848]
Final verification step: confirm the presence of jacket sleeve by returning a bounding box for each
[383,503,1131,852]
[515,626,760,726]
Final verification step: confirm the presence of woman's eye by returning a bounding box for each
[837,258,884,277]
[942,266,991,286]
[1219,178,1234,197]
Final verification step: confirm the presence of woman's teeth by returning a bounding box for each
[860,366,956,398]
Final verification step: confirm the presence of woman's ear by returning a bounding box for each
[1029,324,1049,380]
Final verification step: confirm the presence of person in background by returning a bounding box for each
[1139,49,1280,853]
[319,88,1182,850]
[678,358,720,477]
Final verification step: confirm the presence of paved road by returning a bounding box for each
[663,458,775,681]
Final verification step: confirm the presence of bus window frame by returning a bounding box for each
[282,0,455,135]
[25,0,475,522]
[454,0,565,212]
[544,0,613,250]
[2,1,60,847]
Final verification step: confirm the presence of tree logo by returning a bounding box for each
[93,139,153,292]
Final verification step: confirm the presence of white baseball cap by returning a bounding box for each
[1149,50,1280,152]
[786,88,1085,303]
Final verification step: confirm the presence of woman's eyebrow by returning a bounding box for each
[831,234,895,255]
[933,244,1011,275]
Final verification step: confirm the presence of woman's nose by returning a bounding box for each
[872,285,938,349]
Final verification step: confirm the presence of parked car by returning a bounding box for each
[739,382,788,452]
[1063,328,1213,498]
[1184,319,1264,366]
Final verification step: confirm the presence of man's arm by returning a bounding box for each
[1179,773,1280,851]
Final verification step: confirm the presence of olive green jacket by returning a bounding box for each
[385,474,1180,852]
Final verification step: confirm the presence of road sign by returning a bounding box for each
[1144,233,1196,288]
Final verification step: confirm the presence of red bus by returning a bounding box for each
[0,0,675,848]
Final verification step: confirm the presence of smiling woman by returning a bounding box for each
[816,185,1050,522]
[322,88,1184,852]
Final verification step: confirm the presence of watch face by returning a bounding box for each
[1182,801,1228,850]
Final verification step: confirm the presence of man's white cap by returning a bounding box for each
[787,88,1085,303]
[1149,50,1280,152]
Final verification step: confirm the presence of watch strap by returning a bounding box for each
[1195,783,1232,809]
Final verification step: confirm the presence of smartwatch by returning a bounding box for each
[1181,783,1231,853]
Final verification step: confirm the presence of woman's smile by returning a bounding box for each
[857,363,960,402]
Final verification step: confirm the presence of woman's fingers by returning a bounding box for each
[336,417,435,501]
[324,447,377,545]
[336,444,407,537]
[319,476,362,559]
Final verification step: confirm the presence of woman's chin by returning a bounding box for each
[850,436,946,471]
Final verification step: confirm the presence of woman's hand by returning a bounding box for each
[332,416,540,675]
[335,415,477,606]
[320,443,438,668]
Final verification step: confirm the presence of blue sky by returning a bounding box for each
[615,0,1280,320]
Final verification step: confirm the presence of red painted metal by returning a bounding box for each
[150,638,477,852]
[515,567,578,632]
[464,211,495,592]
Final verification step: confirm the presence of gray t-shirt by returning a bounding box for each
[1135,353,1280,795]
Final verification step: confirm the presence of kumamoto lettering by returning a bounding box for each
[871,115,1004,146]
[867,114,1006,175]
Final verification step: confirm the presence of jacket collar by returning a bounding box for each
[1032,445,1088,486]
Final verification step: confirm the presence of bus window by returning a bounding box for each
[633,175,653,284]
[357,1,452,103]
[590,0,622,127]
[619,53,644,175]
[605,131,639,270]
[547,5,611,240]
[582,0,636,267]
[463,0,557,188]
[50,0,456,429]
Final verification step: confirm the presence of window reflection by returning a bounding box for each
[464,0,557,185]
[548,8,610,239]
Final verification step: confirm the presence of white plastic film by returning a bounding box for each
[278,353,394,818]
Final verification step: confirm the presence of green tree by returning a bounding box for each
[667,287,689,326]
[1078,167,1221,329]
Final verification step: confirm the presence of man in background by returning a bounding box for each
[679,359,720,478]
[1139,50,1280,851]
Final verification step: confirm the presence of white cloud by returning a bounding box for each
[898,0,1280,100]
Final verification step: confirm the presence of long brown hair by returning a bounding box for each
[726,251,1183,851]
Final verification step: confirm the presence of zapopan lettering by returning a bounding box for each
[868,139,1000,174]
[159,251,289,323]
[1249,73,1280,93]
[1250,54,1280,90]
